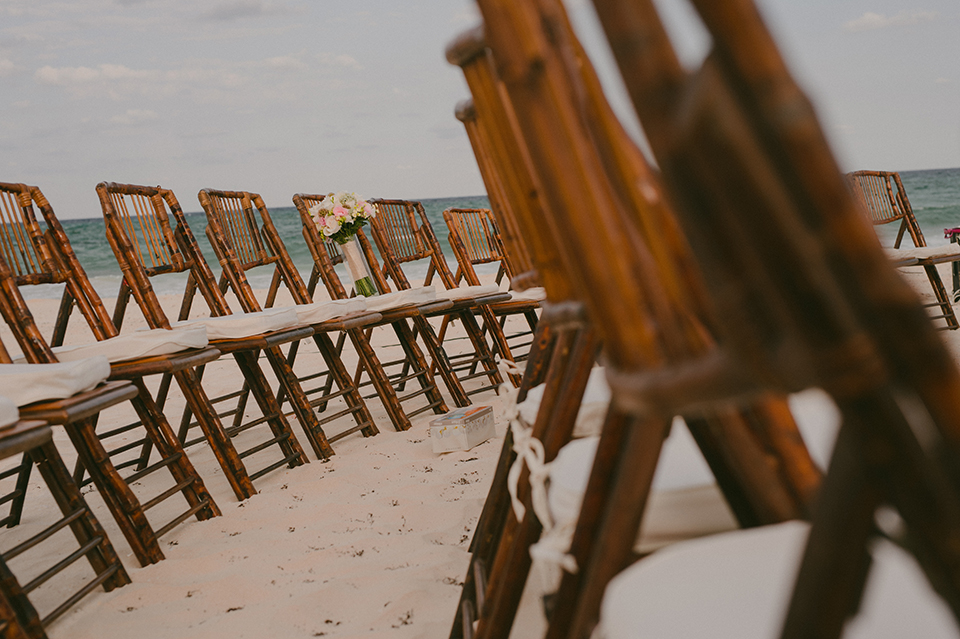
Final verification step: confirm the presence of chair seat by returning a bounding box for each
[293,298,367,326]
[436,283,502,301]
[173,307,298,340]
[547,431,737,556]
[0,395,20,428]
[599,520,957,639]
[518,366,609,438]
[363,286,437,312]
[506,286,547,303]
[545,388,842,551]
[51,326,208,363]
[884,245,960,262]
[0,357,111,407]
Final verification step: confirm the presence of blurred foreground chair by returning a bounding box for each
[368,199,518,390]
[445,16,824,638]
[196,187,396,436]
[847,169,960,328]
[0,183,220,566]
[462,0,960,637]
[292,192,456,417]
[442,207,542,364]
[96,181,343,464]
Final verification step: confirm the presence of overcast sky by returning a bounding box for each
[1,0,958,219]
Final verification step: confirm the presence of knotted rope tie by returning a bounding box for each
[495,359,551,527]
[496,358,580,574]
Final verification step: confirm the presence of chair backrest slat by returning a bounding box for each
[847,170,925,247]
[200,189,311,310]
[368,199,460,290]
[200,190,277,270]
[0,184,61,284]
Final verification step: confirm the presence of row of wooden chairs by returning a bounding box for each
[0,178,538,633]
[446,0,960,638]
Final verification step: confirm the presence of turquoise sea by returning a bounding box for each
[29,167,960,301]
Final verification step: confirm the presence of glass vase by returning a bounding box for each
[341,235,378,297]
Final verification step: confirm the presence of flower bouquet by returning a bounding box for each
[309,192,379,297]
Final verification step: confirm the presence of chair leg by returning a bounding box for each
[414,315,472,408]
[456,309,505,389]
[391,320,448,416]
[127,377,222,522]
[309,332,379,441]
[233,349,312,469]
[2,457,32,529]
[922,263,959,329]
[0,557,43,639]
[28,439,131,592]
[346,327,412,431]
[61,415,164,567]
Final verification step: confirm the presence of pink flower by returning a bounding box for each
[332,206,348,220]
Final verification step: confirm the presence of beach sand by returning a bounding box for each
[4,262,960,639]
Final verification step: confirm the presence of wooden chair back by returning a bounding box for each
[443,208,509,287]
[198,189,311,310]
[368,199,458,290]
[0,183,117,346]
[97,182,237,325]
[846,170,925,248]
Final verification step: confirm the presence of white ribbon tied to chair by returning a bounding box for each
[499,359,579,574]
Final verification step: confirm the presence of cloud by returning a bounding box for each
[0,59,15,76]
[201,0,296,22]
[843,10,937,32]
[35,63,153,85]
[334,54,360,69]
[110,108,159,124]
[935,77,952,84]
[265,55,306,70]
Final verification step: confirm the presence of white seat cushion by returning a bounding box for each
[545,387,842,553]
[506,286,547,303]
[0,357,111,407]
[363,287,437,312]
[52,326,208,364]
[0,396,18,428]
[435,283,501,301]
[293,298,367,326]
[600,521,957,639]
[173,307,299,340]
[885,245,960,262]
[518,366,610,438]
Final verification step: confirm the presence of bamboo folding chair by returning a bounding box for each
[367,199,517,391]
[195,187,393,437]
[0,183,221,567]
[442,207,541,363]
[0,413,130,637]
[292,193,459,417]
[96,182,339,470]
[447,93,609,637]
[847,170,960,328]
[446,18,826,637]
[468,0,960,637]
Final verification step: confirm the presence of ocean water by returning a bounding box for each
[26,167,960,302]
[29,195,492,301]
[873,167,960,248]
